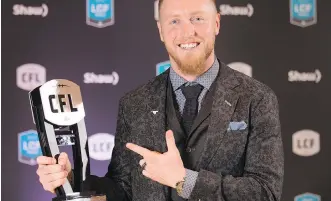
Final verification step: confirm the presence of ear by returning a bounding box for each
[157,21,164,42]
[215,12,221,36]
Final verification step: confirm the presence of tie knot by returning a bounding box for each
[181,84,203,100]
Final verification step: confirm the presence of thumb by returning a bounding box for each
[165,130,177,152]
[58,152,71,171]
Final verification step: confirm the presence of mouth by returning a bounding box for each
[178,42,201,50]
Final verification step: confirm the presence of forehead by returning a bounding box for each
[160,0,215,16]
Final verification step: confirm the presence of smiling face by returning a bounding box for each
[157,0,220,76]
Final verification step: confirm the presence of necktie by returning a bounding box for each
[180,84,203,135]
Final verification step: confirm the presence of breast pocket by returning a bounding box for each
[223,127,248,152]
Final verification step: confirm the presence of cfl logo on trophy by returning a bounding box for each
[39,79,85,126]
[156,60,171,76]
[86,0,114,28]
[16,63,46,91]
[295,193,321,201]
[292,129,320,156]
[290,0,317,27]
[18,130,42,166]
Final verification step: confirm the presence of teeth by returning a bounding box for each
[180,43,198,49]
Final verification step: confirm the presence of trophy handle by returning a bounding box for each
[71,119,90,192]
[43,122,74,195]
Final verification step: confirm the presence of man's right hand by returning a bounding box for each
[36,152,72,194]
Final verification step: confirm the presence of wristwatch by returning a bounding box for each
[175,178,185,195]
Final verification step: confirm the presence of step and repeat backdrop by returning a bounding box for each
[2,0,331,201]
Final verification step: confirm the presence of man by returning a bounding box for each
[36,0,284,200]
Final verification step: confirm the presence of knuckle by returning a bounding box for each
[49,165,60,173]
[61,171,67,178]
[51,182,57,189]
[43,166,51,174]
[54,165,62,172]
[58,178,65,186]
[60,152,68,159]
[43,184,49,191]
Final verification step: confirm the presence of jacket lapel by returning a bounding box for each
[144,71,169,153]
[195,62,241,170]
[140,71,171,200]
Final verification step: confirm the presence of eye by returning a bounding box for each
[170,19,179,25]
[192,17,204,22]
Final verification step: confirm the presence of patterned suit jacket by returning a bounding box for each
[85,60,284,201]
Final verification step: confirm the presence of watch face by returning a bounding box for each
[176,181,185,194]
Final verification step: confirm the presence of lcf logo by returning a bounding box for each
[18,130,42,166]
[156,60,171,76]
[292,129,320,156]
[88,133,115,161]
[290,0,317,27]
[86,0,114,28]
[295,193,320,201]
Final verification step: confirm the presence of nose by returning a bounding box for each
[180,21,195,38]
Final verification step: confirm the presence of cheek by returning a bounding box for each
[163,28,179,44]
[195,23,216,39]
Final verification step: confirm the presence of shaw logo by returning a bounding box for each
[88,133,115,161]
[228,62,252,77]
[16,63,46,91]
[292,129,320,157]
[156,60,171,76]
[13,4,48,17]
[219,4,254,17]
[288,69,321,83]
[294,192,321,201]
[18,130,42,166]
[84,72,119,85]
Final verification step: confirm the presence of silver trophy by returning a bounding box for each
[29,79,106,201]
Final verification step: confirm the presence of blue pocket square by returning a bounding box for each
[227,121,247,131]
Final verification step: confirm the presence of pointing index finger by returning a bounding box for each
[126,143,151,158]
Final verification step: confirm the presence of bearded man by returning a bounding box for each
[36,0,284,200]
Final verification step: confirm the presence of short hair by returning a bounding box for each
[158,0,217,12]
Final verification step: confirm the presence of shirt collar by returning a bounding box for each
[169,57,219,91]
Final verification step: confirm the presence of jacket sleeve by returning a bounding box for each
[83,97,133,201]
[189,90,284,201]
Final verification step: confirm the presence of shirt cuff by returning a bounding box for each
[179,169,199,199]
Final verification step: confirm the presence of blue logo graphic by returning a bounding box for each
[290,0,317,27]
[295,193,321,201]
[18,130,42,166]
[156,61,171,76]
[87,0,114,28]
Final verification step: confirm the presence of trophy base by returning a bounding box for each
[52,192,106,201]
